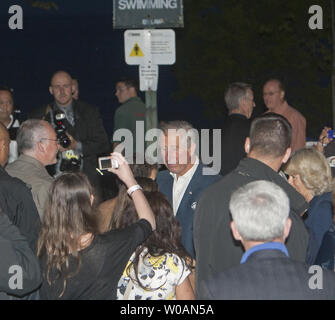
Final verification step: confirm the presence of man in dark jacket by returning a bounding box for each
[194,114,309,296]
[0,123,40,252]
[220,82,255,176]
[0,212,41,300]
[29,71,110,197]
[198,180,335,300]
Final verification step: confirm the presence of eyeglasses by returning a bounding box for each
[263,91,280,97]
[40,138,59,144]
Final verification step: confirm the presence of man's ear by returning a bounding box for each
[37,140,45,153]
[230,221,242,241]
[283,218,292,242]
[282,147,291,164]
[129,86,137,97]
[71,84,76,95]
[280,90,285,101]
[244,137,250,154]
[49,86,54,96]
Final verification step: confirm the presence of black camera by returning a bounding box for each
[60,157,81,172]
[54,111,71,148]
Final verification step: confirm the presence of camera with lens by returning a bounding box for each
[60,154,82,172]
[54,111,71,148]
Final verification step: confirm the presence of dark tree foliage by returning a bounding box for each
[174,0,332,138]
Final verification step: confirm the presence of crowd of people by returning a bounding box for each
[0,71,334,300]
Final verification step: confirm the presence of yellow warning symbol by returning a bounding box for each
[130,43,144,57]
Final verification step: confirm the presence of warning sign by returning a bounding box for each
[125,29,175,65]
[130,43,144,57]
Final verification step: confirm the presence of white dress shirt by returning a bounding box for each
[7,115,19,164]
[170,159,199,216]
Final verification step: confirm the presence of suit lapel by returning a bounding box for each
[176,164,202,217]
[165,174,174,205]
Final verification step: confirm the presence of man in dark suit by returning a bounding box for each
[198,180,335,300]
[156,121,221,258]
[29,71,110,197]
[220,82,255,176]
[194,114,310,296]
[0,123,40,252]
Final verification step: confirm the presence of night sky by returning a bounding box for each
[0,0,206,140]
[0,0,332,139]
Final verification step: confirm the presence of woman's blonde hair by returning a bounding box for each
[284,147,333,196]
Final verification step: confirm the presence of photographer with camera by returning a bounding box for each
[29,71,110,197]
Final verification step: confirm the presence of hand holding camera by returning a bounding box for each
[104,153,137,189]
[319,127,333,145]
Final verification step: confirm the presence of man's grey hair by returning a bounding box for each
[159,120,198,148]
[17,119,49,154]
[229,180,289,242]
[224,82,252,112]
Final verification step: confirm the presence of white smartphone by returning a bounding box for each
[98,157,119,170]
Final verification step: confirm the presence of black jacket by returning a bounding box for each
[0,166,41,252]
[29,100,110,187]
[0,213,41,299]
[220,113,251,176]
[194,157,309,295]
[198,249,335,300]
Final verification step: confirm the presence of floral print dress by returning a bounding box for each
[117,247,191,300]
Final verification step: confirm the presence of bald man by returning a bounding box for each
[29,70,109,195]
[263,79,306,152]
[0,123,40,251]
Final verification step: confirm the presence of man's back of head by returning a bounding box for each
[224,82,255,119]
[229,180,291,245]
[248,113,292,160]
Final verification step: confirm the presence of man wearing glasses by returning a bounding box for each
[263,79,306,152]
[6,119,58,218]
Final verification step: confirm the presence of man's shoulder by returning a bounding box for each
[74,100,99,113]
[0,168,31,191]
[286,103,306,123]
[195,164,222,183]
[122,97,145,110]
[199,167,248,197]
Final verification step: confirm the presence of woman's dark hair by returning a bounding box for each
[37,172,99,298]
[109,177,158,230]
[118,191,193,290]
